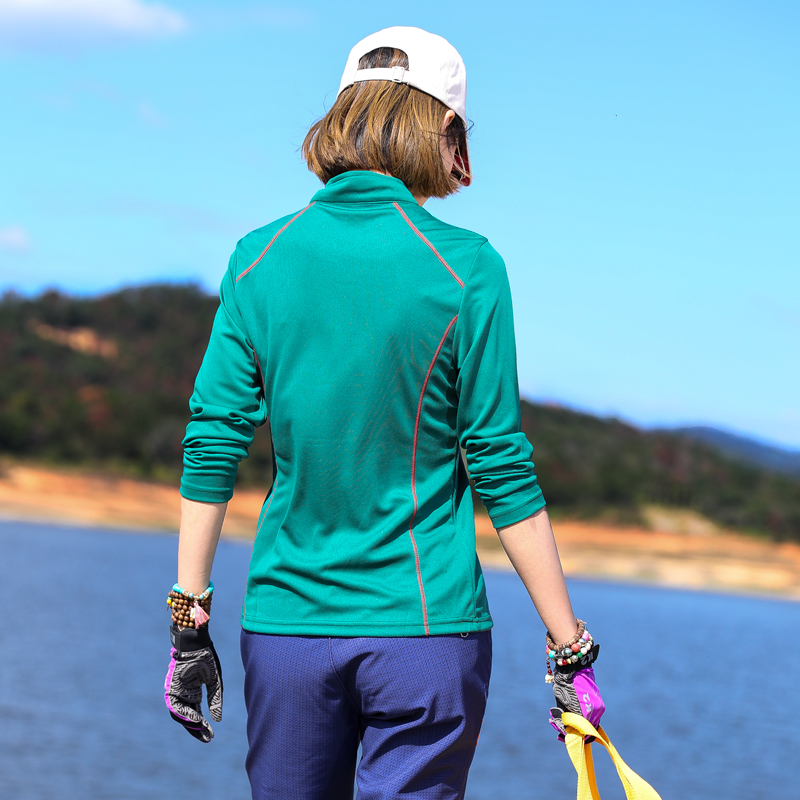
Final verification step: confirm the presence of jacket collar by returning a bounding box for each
[310,170,418,206]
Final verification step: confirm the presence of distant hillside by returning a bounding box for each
[1,284,799,541]
[674,426,800,480]
[0,284,279,484]
[519,403,800,540]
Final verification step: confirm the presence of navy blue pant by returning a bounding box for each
[240,630,492,800]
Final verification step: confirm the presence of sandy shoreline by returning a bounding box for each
[2,462,799,601]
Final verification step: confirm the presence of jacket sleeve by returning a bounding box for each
[453,241,545,528]
[180,255,267,503]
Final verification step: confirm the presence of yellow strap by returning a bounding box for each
[561,713,663,800]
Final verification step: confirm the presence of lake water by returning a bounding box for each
[1,519,797,799]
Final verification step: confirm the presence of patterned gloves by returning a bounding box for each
[549,644,604,742]
[164,624,223,743]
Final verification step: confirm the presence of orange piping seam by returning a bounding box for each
[408,314,459,635]
[235,203,315,284]
[393,202,464,288]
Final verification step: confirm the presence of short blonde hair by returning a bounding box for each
[302,47,468,199]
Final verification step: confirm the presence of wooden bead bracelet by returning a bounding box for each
[545,619,586,654]
[166,582,213,629]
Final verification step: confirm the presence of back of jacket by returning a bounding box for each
[181,171,544,636]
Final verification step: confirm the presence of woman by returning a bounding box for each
[164,26,604,800]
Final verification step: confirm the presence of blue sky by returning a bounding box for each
[1,0,798,448]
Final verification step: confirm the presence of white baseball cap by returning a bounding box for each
[337,26,472,187]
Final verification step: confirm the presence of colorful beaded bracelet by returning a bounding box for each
[543,620,595,683]
[171,582,214,601]
[546,630,594,665]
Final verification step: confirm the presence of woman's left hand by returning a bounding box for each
[548,644,604,741]
[164,624,224,743]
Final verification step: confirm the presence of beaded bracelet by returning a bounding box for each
[166,582,214,629]
[544,619,594,683]
[167,591,212,628]
[546,619,586,653]
[547,630,594,664]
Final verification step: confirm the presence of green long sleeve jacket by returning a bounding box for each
[181,171,545,636]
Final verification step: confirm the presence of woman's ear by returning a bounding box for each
[440,109,456,134]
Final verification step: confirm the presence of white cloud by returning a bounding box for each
[0,0,186,49]
[0,225,31,253]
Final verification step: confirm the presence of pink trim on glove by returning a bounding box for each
[164,649,195,724]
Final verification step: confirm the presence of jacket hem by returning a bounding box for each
[240,614,493,637]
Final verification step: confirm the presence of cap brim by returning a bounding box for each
[452,132,472,187]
